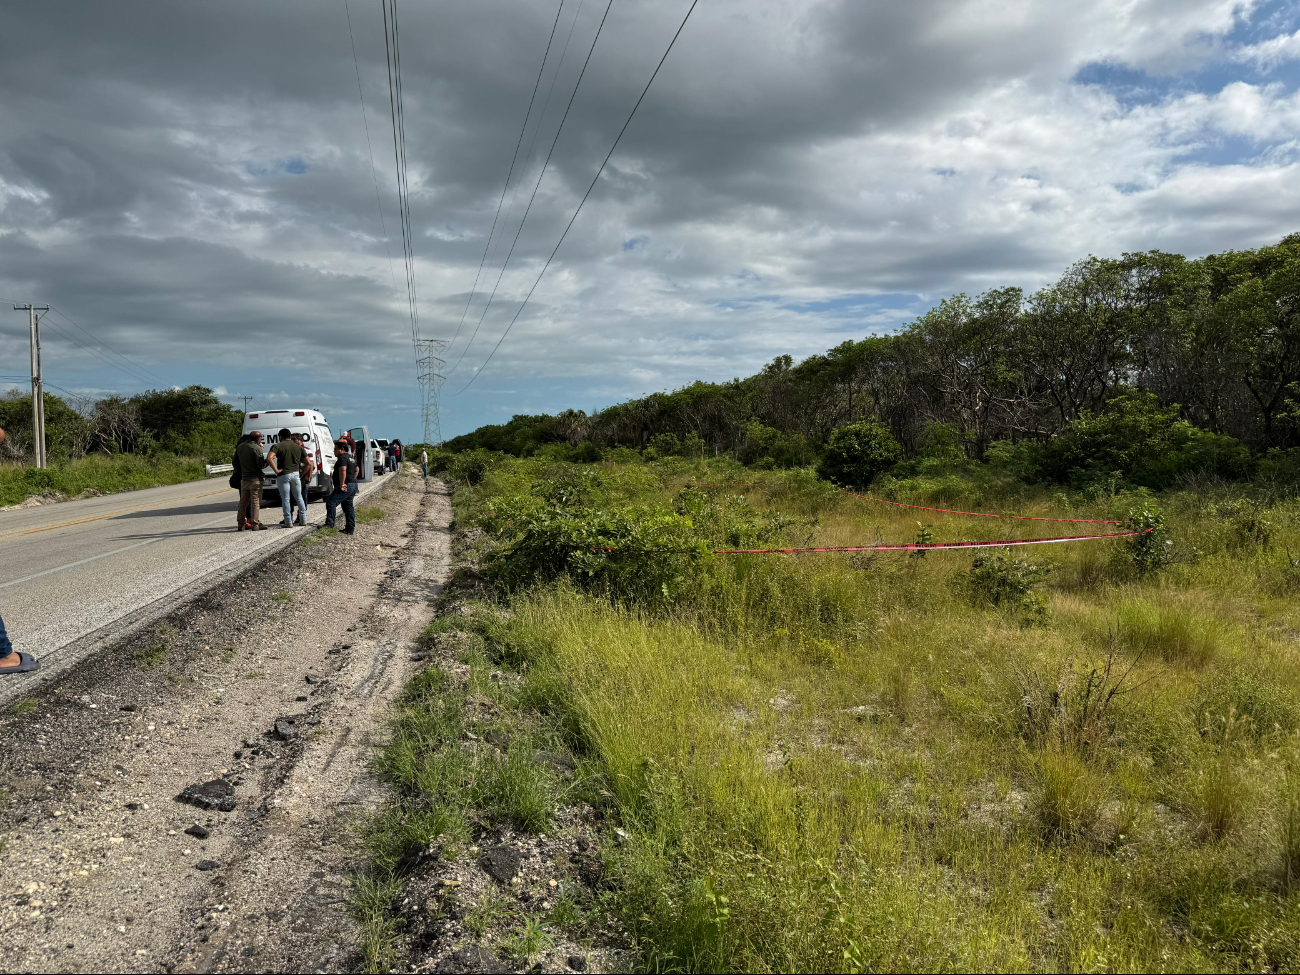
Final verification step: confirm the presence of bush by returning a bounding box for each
[968,550,1050,620]
[817,421,902,488]
[448,449,503,486]
[737,420,814,469]
[481,494,709,603]
[1123,504,1172,575]
[1036,390,1251,490]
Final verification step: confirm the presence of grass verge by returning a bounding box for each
[0,453,212,507]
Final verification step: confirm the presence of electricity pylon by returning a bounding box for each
[416,338,448,446]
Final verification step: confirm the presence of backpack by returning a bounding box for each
[228,449,241,489]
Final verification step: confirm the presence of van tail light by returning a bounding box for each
[248,413,258,418]
[294,411,305,416]
[316,448,323,467]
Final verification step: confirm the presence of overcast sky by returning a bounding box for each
[2,0,1300,440]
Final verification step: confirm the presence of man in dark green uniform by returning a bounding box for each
[267,427,307,527]
[235,430,267,531]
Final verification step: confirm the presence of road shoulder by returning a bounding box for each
[0,470,450,973]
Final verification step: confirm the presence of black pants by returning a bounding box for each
[325,483,358,530]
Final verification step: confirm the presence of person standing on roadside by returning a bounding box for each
[267,427,307,528]
[295,432,316,514]
[235,430,267,531]
[394,440,402,471]
[0,426,39,676]
[420,447,428,479]
[324,439,358,534]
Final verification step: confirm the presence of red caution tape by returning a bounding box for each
[710,528,1151,555]
[634,479,1144,555]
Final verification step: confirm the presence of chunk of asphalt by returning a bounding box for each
[175,779,236,813]
[184,824,211,839]
[273,717,299,741]
[194,859,220,871]
[480,845,523,885]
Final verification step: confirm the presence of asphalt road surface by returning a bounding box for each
[0,472,388,702]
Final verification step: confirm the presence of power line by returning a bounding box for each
[457,0,701,392]
[2,297,159,388]
[448,0,614,377]
[447,0,586,364]
[344,0,401,297]
[447,0,567,351]
[46,304,171,387]
[382,0,420,350]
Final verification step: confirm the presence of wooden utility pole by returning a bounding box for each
[13,304,50,468]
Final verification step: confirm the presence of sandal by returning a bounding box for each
[0,653,40,676]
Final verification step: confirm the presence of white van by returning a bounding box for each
[241,409,336,500]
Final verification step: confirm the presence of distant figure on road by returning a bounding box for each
[420,448,428,479]
[393,440,402,471]
[267,427,307,528]
[235,430,267,531]
[0,426,39,677]
[325,439,358,534]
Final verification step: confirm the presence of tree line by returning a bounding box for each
[0,385,243,465]
[447,233,1300,482]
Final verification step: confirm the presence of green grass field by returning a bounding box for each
[369,455,1300,972]
[0,453,212,507]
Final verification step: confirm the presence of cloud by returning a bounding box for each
[0,0,1297,439]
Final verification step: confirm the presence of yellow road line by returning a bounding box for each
[0,487,233,540]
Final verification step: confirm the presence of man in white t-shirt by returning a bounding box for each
[420,449,429,479]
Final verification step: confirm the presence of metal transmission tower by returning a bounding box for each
[415,338,448,446]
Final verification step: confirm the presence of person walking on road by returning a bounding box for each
[0,426,39,676]
[235,430,267,531]
[420,447,428,479]
[267,427,307,527]
[324,439,358,534]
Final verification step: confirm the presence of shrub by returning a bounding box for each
[448,448,502,486]
[737,420,814,469]
[817,421,902,488]
[1035,390,1250,490]
[968,550,1050,620]
[481,494,709,603]
[1123,504,1172,575]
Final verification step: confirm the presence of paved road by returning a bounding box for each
[0,471,390,698]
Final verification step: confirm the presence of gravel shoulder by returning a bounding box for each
[0,470,451,974]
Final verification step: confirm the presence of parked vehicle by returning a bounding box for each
[371,439,388,473]
[375,438,391,472]
[241,409,336,501]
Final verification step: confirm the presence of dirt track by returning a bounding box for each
[0,471,450,974]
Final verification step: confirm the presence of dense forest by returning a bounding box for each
[446,233,1300,489]
[0,384,242,466]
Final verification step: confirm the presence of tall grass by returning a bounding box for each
[420,457,1300,971]
[0,452,211,507]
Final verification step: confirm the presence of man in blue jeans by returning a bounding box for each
[0,428,39,676]
[324,439,358,534]
[267,427,307,527]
